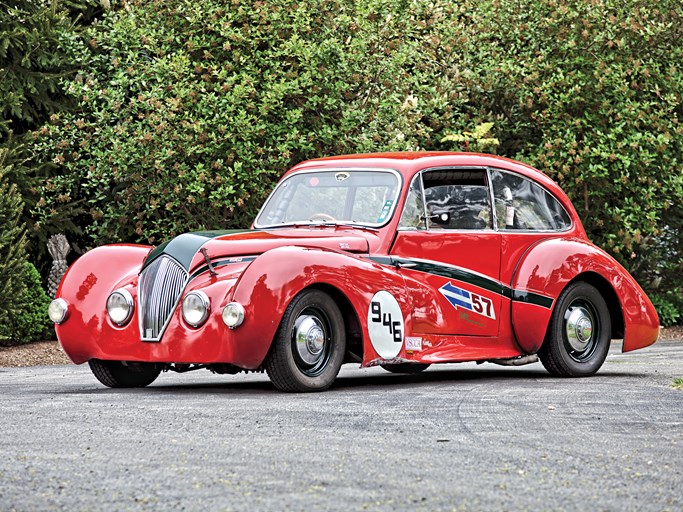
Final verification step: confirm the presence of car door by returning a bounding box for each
[390,168,502,336]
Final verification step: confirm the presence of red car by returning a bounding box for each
[49,153,659,392]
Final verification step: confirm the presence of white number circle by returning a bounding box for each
[367,291,404,359]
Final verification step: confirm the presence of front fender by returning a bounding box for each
[54,244,151,363]
[511,238,658,353]
[229,246,410,367]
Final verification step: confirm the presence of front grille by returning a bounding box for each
[138,255,188,341]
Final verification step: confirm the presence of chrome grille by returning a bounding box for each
[138,255,188,341]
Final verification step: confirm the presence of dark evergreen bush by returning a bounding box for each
[0,262,54,345]
[0,143,29,344]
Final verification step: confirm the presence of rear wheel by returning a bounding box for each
[539,282,611,377]
[88,359,161,388]
[380,363,431,374]
[265,289,346,392]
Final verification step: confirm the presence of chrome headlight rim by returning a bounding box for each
[182,290,211,328]
[106,288,134,326]
[48,298,69,324]
[222,302,245,329]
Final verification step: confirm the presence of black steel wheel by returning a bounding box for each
[380,363,431,374]
[88,359,162,388]
[265,289,346,392]
[539,282,611,377]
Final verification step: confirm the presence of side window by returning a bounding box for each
[490,170,571,231]
[399,175,426,229]
[422,169,493,230]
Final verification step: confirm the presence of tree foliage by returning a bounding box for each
[1,0,101,268]
[0,0,98,137]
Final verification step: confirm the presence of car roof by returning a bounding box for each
[287,152,566,201]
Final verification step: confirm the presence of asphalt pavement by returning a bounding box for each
[1,340,682,511]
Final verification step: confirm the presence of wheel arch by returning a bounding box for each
[567,271,624,340]
[304,283,364,364]
[230,245,404,368]
[55,244,153,364]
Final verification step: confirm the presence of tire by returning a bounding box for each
[380,363,431,374]
[539,282,611,377]
[88,359,162,388]
[264,289,346,392]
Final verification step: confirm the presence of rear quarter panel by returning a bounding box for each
[511,238,659,353]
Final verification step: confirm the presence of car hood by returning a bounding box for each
[141,228,374,273]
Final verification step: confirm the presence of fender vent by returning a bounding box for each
[138,255,188,342]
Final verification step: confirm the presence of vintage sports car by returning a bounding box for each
[49,153,659,392]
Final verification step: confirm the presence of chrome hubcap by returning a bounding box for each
[565,306,593,352]
[294,315,327,366]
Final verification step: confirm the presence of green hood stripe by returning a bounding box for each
[142,230,250,272]
[369,256,553,309]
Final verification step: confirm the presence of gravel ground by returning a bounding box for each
[1,339,682,511]
[2,326,681,368]
[0,340,71,367]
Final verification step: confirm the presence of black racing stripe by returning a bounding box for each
[369,255,553,309]
[512,290,554,309]
[406,260,505,297]
[190,256,257,279]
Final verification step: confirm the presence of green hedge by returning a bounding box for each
[32,0,472,246]
[29,0,683,321]
[460,0,683,297]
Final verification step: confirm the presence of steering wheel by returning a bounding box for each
[309,213,336,223]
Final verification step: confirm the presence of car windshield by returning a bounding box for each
[255,169,401,228]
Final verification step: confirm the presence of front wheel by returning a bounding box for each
[539,282,611,377]
[88,359,162,388]
[264,289,346,392]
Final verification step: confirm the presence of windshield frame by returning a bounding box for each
[253,167,404,229]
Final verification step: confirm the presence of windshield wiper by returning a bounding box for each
[259,221,379,232]
[312,222,380,232]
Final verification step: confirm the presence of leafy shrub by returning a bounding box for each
[0,262,54,345]
[651,292,682,328]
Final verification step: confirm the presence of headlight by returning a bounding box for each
[48,298,69,324]
[106,289,134,326]
[182,291,210,327]
[222,302,245,329]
